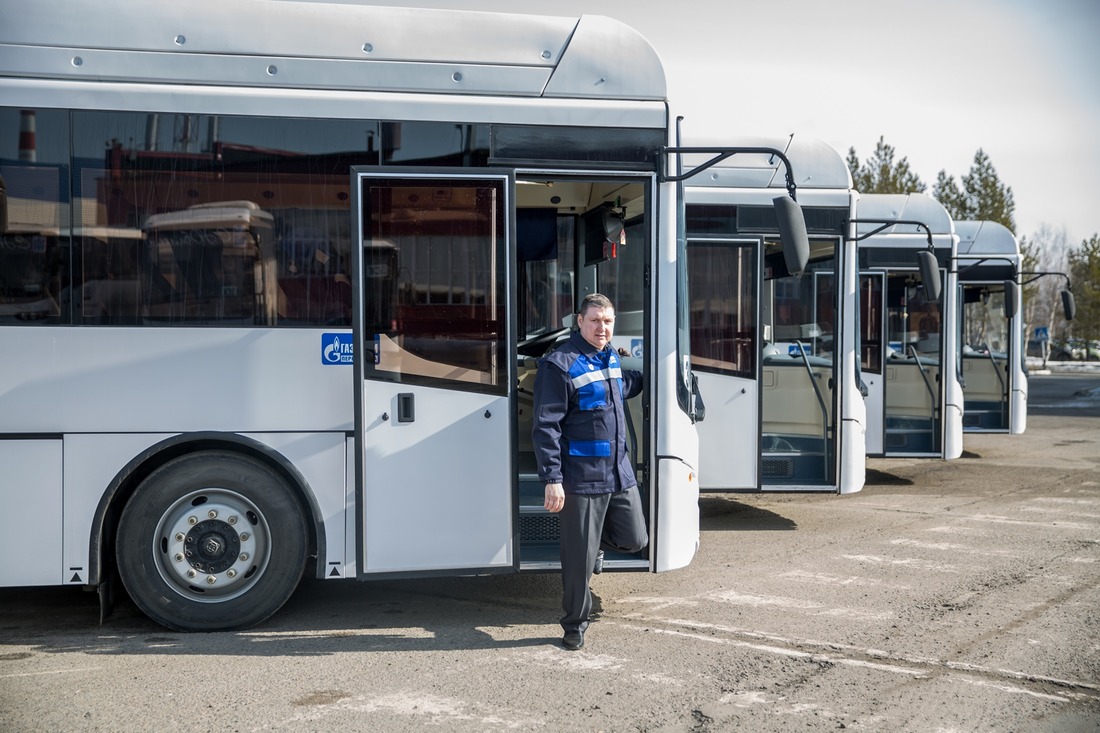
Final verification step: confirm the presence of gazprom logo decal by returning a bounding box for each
[321,333,354,365]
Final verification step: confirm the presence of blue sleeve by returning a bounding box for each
[623,369,643,400]
[532,359,570,484]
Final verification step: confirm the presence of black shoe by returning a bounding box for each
[593,550,604,575]
[562,630,584,650]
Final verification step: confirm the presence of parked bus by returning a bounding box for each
[0,0,789,630]
[683,136,866,493]
[954,220,1031,433]
[855,193,963,459]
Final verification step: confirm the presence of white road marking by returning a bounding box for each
[0,666,102,679]
[780,569,912,591]
[607,617,1099,704]
[257,692,545,731]
[841,554,962,573]
[890,538,1019,557]
[962,514,1096,530]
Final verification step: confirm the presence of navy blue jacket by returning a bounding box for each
[532,331,642,494]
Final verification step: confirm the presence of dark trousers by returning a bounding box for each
[559,486,648,633]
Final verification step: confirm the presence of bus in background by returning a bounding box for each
[855,193,962,459]
[954,220,1037,434]
[0,0,721,630]
[683,136,866,494]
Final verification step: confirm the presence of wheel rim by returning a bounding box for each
[152,488,272,603]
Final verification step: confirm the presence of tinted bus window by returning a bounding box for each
[68,112,384,326]
[0,109,71,324]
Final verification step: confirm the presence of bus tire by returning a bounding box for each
[116,450,309,631]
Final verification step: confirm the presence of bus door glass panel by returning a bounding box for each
[354,171,513,575]
[860,273,886,454]
[600,213,647,472]
[516,210,574,526]
[884,274,941,453]
[687,239,758,490]
[761,256,836,487]
[960,283,1009,431]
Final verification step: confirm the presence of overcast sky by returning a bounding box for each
[362,0,1100,245]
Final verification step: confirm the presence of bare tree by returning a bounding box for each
[1022,223,1072,366]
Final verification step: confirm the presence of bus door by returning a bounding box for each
[860,272,887,454]
[687,237,761,490]
[883,272,942,455]
[762,265,839,488]
[960,282,1012,432]
[352,169,516,576]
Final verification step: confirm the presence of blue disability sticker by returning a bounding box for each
[321,333,354,365]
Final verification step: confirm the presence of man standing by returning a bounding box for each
[532,293,648,650]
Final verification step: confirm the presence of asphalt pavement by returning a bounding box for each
[1,373,1098,732]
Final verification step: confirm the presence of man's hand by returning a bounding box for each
[544,483,565,513]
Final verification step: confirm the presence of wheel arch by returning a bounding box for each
[88,432,325,586]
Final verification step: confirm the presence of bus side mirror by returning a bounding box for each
[773,196,808,277]
[583,203,624,266]
[601,206,625,245]
[1061,289,1076,321]
[1003,280,1019,319]
[916,250,942,303]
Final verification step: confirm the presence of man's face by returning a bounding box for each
[578,306,615,351]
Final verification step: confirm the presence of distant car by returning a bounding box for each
[1030,340,1077,361]
[1064,340,1100,361]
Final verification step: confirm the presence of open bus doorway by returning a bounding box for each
[514,175,650,572]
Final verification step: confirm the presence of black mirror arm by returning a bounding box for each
[660,146,798,200]
[844,219,933,248]
[1021,270,1072,290]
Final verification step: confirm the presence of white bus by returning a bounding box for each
[955,221,1076,434]
[0,0,780,630]
[854,193,963,459]
[954,220,1032,434]
[683,136,867,493]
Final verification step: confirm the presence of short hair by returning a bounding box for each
[578,292,614,317]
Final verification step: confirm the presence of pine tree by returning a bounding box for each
[933,171,968,221]
[846,137,926,194]
[961,149,1016,232]
[1067,233,1100,360]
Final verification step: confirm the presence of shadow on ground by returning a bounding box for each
[699,495,797,531]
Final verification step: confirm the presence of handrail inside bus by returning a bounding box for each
[906,344,939,413]
[794,339,831,479]
[980,344,1008,402]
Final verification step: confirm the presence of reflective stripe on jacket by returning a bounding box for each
[532,331,642,494]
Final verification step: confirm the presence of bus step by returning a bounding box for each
[519,513,559,543]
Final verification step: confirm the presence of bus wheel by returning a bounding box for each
[116,451,309,631]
